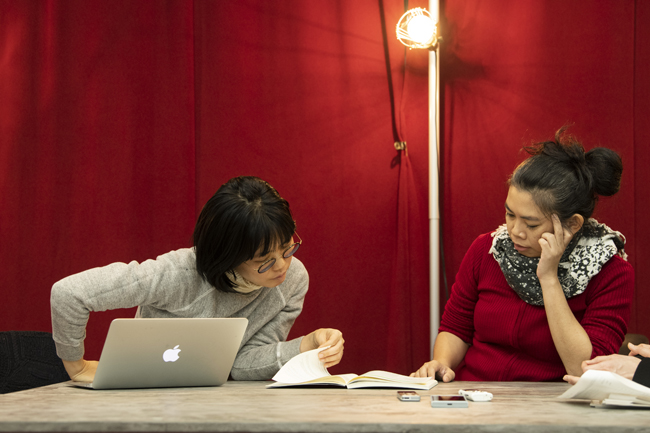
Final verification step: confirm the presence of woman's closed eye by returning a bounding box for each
[254,244,291,262]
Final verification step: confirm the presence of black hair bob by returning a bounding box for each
[193,176,296,293]
[509,126,623,225]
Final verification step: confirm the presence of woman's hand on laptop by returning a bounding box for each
[63,359,99,382]
[300,328,344,368]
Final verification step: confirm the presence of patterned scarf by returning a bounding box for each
[489,218,627,306]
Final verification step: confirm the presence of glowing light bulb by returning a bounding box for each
[395,8,438,49]
[406,14,435,44]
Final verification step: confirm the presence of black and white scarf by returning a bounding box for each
[489,218,627,306]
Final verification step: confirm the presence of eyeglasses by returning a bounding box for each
[256,233,302,273]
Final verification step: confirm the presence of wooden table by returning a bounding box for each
[1,380,649,432]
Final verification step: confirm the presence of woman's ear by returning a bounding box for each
[567,214,585,235]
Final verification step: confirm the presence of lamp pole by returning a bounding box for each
[394,2,441,358]
[428,0,440,357]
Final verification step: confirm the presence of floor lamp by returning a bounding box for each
[396,3,441,356]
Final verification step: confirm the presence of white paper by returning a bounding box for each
[271,346,330,384]
[558,370,650,401]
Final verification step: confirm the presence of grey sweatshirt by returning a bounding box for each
[50,248,307,380]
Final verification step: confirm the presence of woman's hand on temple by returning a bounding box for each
[410,360,455,382]
[300,328,344,368]
[537,214,574,282]
[63,358,98,382]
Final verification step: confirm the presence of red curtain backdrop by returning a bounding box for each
[1,0,648,378]
[0,0,197,357]
[633,0,650,338]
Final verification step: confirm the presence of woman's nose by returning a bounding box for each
[272,255,287,270]
[513,221,526,239]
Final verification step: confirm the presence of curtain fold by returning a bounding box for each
[386,151,430,373]
[0,0,197,358]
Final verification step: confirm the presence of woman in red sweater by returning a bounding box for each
[412,128,634,382]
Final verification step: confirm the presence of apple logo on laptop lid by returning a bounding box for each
[163,345,181,362]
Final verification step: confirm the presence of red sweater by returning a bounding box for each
[440,233,634,382]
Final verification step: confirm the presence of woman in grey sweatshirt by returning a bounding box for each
[51,176,344,382]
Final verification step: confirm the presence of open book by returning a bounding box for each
[267,347,437,390]
[558,370,650,408]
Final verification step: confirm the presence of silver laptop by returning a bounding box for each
[75,317,248,390]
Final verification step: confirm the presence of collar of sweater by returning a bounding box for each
[227,269,263,294]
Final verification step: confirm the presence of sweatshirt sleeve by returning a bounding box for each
[230,260,308,380]
[581,256,635,358]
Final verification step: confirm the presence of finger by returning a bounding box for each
[318,339,344,359]
[441,367,455,383]
[635,345,650,357]
[627,342,650,355]
[317,340,336,352]
[320,349,343,364]
[312,329,328,346]
[583,356,606,365]
[563,375,579,385]
[563,227,574,246]
[323,355,342,368]
[313,332,325,345]
[627,342,638,356]
[583,362,610,372]
[321,338,345,355]
[412,365,429,378]
[556,215,576,248]
[552,214,564,245]
[538,236,550,248]
[317,330,342,347]
[629,345,650,357]
[319,338,344,360]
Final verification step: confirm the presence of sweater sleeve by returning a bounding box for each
[50,249,204,361]
[229,260,309,380]
[439,234,489,344]
[632,357,650,388]
[581,256,635,358]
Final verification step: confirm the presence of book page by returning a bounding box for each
[351,370,434,384]
[558,370,650,401]
[268,374,358,388]
[271,346,331,384]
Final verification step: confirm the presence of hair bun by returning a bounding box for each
[585,147,622,197]
[511,127,623,222]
